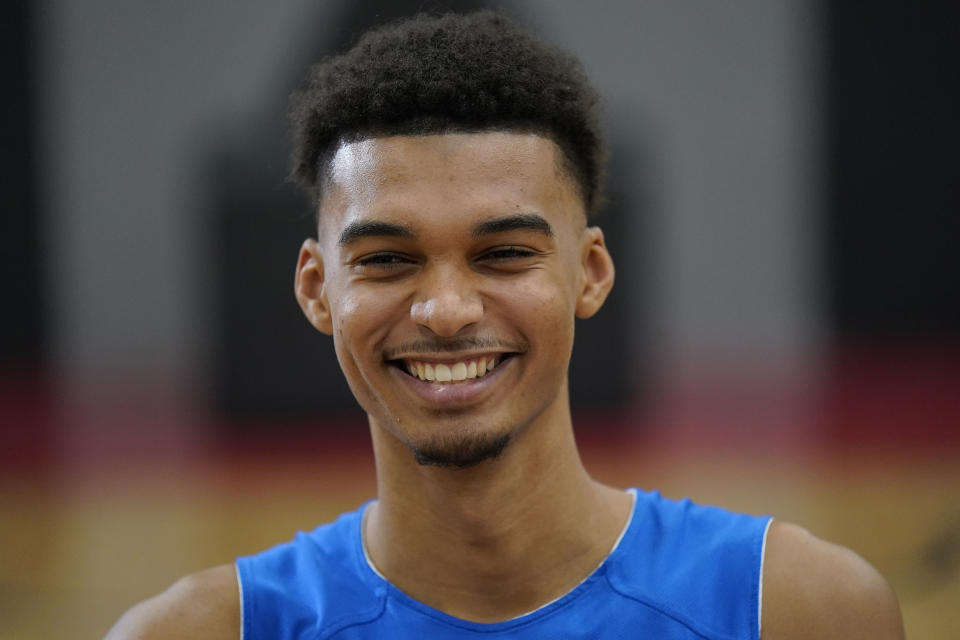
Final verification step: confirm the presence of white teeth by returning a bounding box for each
[404,357,503,383]
[435,363,452,382]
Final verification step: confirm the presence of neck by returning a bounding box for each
[363,397,632,622]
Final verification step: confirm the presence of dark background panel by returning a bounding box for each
[1,1,45,367]
[825,3,960,337]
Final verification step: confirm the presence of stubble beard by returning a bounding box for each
[410,429,512,468]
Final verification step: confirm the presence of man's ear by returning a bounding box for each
[575,226,615,319]
[295,238,333,335]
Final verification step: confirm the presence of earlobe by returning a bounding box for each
[575,227,615,319]
[295,238,333,335]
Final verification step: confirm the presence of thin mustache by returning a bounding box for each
[384,337,527,359]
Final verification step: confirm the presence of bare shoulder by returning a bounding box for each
[104,564,240,640]
[761,520,904,640]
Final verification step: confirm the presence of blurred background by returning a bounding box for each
[2,1,958,637]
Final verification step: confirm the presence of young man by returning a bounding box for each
[107,11,904,639]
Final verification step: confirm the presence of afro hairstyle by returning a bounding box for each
[289,10,606,215]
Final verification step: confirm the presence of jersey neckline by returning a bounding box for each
[352,488,639,632]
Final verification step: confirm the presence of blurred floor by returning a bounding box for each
[2,346,959,639]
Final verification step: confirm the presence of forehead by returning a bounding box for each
[318,132,584,238]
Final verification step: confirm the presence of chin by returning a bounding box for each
[410,430,512,468]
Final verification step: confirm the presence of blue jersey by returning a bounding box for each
[237,489,772,639]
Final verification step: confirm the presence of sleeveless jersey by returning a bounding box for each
[236,489,772,639]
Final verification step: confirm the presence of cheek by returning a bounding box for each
[328,286,402,363]
[502,274,577,348]
[326,289,392,409]
[327,292,358,359]
[330,292,361,340]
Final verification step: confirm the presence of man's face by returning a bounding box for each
[296,132,613,467]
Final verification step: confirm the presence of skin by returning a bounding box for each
[105,132,904,639]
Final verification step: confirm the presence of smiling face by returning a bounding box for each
[295,132,614,468]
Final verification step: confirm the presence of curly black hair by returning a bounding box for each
[289,10,605,215]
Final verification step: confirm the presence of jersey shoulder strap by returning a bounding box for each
[236,505,385,640]
[608,489,772,640]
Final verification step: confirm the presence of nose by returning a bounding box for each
[410,263,483,337]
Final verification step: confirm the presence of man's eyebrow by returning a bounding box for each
[471,213,553,238]
[338,220,415,246]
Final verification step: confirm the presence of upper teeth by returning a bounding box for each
[406,358,498,382]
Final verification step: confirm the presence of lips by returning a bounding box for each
[384,340,525,407]
[387,352,514,407]
[386,350,517,400]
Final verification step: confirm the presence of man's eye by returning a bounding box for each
[479,247,537,261]
[355,253,415,268]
